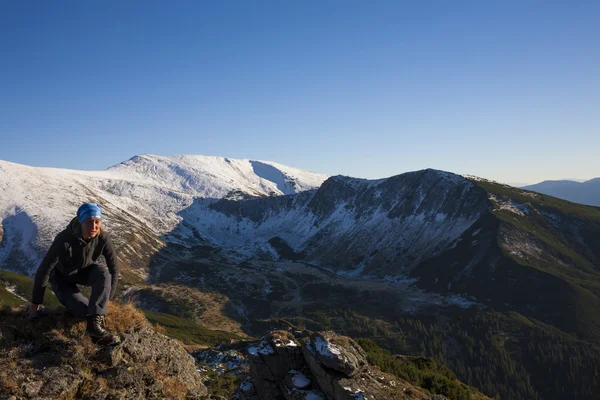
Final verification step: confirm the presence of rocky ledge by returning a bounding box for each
[235,329,443,400]
[0,304,208,399]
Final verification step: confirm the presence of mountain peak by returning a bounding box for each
[108,154,329,197]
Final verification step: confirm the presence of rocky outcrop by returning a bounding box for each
[0,304,208,399]
[236,329,434,400]
[97,326,208,398]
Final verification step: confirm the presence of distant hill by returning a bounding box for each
[522,178,600,206]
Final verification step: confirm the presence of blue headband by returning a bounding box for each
[77,203,102,224]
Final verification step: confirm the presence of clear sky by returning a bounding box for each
[1,1,598,185]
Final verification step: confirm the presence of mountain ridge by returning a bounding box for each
[0,154,328,276]
[522,177,600,206]
[2,156,600,399]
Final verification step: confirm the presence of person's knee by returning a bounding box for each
[90,264,111,282]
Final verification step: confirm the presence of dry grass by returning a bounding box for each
[182,343,209,353]
[96,377,108,391]
[268,330,296,347]
[0,301,200,399]
[131,284,246,335]
[147,361,191,399]
[330,335,353,347]
[104,302,152,334]
[269,330,291,341]
[162,376,189,399]
[0,370,19,393]
[154,323,166,335]
[70,338,97,365]
[50,327,74,341]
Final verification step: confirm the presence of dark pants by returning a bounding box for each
[51,264,112,317]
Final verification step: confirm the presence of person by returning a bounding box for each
[29,203,120,345]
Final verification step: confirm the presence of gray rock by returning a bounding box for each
[99,326,208,398]
[38,365,83,398]
[240,329,424,399]
[22,380,43,396]
[268,331,306,372]
[281,386,326,400]
[0,325,18,344]
[246,338,286,398]
[309,331,367,378]
[301,342,337,399]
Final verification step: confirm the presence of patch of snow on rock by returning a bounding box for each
[288,370,311,389]
[489,194,528,216]
[248,340,275,356]
[314,336,341,358]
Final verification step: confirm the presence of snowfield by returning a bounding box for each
[0,154,328,272]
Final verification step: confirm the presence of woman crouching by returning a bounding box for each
[29,203,120,345]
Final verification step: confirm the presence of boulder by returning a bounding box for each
[239,329,429,400]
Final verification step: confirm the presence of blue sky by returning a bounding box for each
[1,1,598,185]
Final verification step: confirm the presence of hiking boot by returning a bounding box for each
[86,314,121,345]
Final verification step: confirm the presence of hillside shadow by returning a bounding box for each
[249,160,292,195]
[0,210,39,275]
[145,196,275,337]
[143,193,399,338]
[0,305,86,368]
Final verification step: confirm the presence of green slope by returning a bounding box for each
[0,269,60,308]
[406,179,600,398]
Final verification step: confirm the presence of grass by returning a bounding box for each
[462,179,600,342]
[474,179,600,221]
[0,285,27,307]
[0,270,60,307]
[200,367,244,398]
[0,270,246,348]
[143,310,245,346]
[357,338,487,400]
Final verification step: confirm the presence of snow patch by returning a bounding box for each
[240,377,254,392]
[4,284,28,302]
[351,391,366,400]
[288,370,311,389]
[263,280,272,295]
[314,336,341,358]
[248,340,275,356]
[489,194,530,216]
[333,262,365,278]
[445,294,477,308]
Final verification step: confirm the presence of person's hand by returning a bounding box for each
[27,303,43,321]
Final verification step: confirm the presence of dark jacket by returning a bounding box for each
[32,217,120,305]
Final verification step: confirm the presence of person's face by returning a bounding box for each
[81,217,101,239]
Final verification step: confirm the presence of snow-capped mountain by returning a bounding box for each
[522,178,600,206]
[160,170,600,332]
[0,154,328,275]
[3,155,600,400]
[170,169,489,276]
